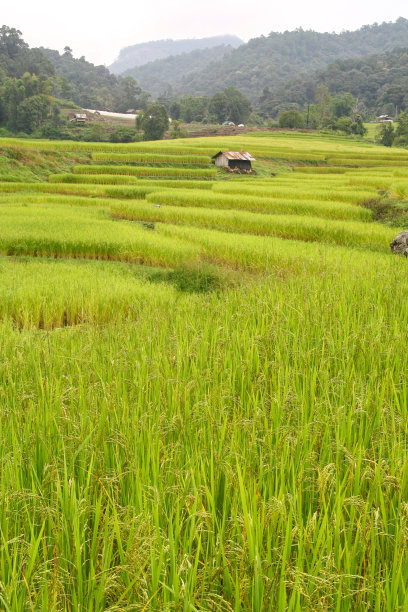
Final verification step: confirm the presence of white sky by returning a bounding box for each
[2,0,407,66]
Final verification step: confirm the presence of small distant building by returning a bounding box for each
[71,113,87,123]
[378,115,393,123]
[212,151,256,171]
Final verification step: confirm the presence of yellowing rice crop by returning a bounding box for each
[1,132,408,611]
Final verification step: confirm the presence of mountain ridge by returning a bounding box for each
[117,18,408,103]
[109,35,243,74]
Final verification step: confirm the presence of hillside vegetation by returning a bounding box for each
[0,26,149,118]
[133,18,408,102]
[122,44,235,98]
[109,35,243,74]
[273,47,408,117]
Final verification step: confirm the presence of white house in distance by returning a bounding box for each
[378,115,393,123]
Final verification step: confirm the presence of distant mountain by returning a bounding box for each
[153,18,408,102]
[109,35,243,74]
[272,47,408,116]
[122,45,235,98]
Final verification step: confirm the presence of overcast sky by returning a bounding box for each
[2,0,407,67]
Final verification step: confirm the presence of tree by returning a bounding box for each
[278,110,305,128]
[208,92,228,123]
[315,85,332,126]
[394,111,408,146]
[114,76,142,113]
[15,94,49,133]
[137,104,169,140]
[0,26,28,58]
[208,88,251,124]
[330,92,356,118]
[223,87,251,124]
[375,122,395,147]
[350,114,366,136]
[169,101,181,120]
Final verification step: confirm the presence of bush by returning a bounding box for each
[278,110,305,129]
[35,122,75,140]
[375,123,395,147]
[136,104,169,141]
[170,121,189,139]
[334,117,353,133]
[109,127,139,143]
[332,115,366,136]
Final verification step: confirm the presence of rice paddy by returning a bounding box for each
[1,131,408,611]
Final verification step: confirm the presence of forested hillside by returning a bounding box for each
[109,35,243,74]
[122,45,235,98]
[268,48,408,118]
[148,18,408,102]
[41,47,149,111]
[0,26,149,134]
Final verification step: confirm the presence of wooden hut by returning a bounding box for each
[212,151,255,171]
[71,113,87,123]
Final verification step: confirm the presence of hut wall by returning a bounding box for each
[214,154,229,167]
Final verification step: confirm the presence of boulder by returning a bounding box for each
[390,231,408,256]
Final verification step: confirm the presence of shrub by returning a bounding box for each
[109,127,140,143]
[375,123,395,147]
[278,110,305,129]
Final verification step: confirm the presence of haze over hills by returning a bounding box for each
[109,35,243,75]
[121,45,236,98]
[116,18,408,103]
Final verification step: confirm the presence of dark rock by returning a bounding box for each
[390,231,408,256]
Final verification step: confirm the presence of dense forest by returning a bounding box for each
[109,36,243,74]
[123,18,408,102]
[266,48,408,118]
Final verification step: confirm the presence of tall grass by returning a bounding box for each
[146,189,372,220]
[2,131,408,611]
[0,180,213,199]
[74,164,217,178]
[92,152,211,164]
[212,182,380,204]
[0,204,199,266]
[111,200,395,250]
[0,257,178,329]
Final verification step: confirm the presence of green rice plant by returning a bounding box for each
[111,200,396,250]
[390,180,408,199]
[327,157,408,167]
[294,166,347,174]
[0,257,179,329]
[0,180,213,199]
[156,222,393,272]
[0,203,199,266]
[212,182,379,204]
[3,131,408,611]
[50,173,142,184]
[73,164,217,178]
[146,189,372,220]
[0,181,158,199]
[92,152,211,164]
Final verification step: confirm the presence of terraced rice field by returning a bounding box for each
[1,132,408,611]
